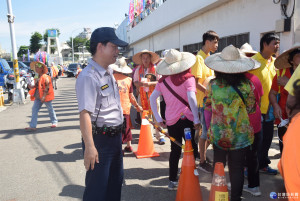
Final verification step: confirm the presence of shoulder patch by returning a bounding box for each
[101,84,109,90]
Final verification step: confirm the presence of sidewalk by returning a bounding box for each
[0,76,287,201]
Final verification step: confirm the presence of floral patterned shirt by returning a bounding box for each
[205,78,255,150]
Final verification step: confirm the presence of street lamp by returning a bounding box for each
[71,28,83,63]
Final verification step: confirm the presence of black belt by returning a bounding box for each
[93,124,123,137]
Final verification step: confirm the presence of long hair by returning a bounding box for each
[214,71,246,87]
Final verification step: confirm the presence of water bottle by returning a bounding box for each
[184,128,191,140]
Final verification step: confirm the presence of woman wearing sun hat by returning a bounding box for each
[150,49,200,190]
[204,45,257,201]
[110,58,143,153]
[26,61,57,131]
[133,49,166,145]
[269,43,300,155]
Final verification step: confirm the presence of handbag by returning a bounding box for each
[163,80,191,111]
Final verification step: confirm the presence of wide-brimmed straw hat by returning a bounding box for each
[30,61,48,74]
[156,49,196,75]
[240,43,257,56]
[132,49,160,65]
[275,43,300,69]
[110,57,133,74]
[205,45,256,73]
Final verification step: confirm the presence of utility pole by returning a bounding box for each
[6,0,25,103]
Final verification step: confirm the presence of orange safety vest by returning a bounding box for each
[114,73,132,115]
[29,74,54,102]
[51,66,59,78]
[75,69,82,78]
[138,64,156,110]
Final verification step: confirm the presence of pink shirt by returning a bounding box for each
[155,76,196,126]
[245,73,263,133]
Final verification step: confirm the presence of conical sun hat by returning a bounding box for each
[132,49,160,65]
[205,45,256,74]
[30,61,48,74]
[240,43,257,55]
[275,43,300,69]
[156,49,196,75]
[110,57,133,74]
[239,44,261,70]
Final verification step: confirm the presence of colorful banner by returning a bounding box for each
[27,49,30,61]
[23,54,25,62]
[128,0,134,23]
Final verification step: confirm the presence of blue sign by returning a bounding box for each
[48,30,57,37]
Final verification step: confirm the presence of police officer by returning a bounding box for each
[75,27,128,201]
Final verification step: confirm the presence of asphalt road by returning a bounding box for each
[0,76,287,201]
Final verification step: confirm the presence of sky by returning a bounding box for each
[0,0,130,53]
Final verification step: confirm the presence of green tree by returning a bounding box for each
[17,46,29,58]
[29,32,43,54]
[43,28,61,54]
[66,37,88,52]
[85,39,91,53]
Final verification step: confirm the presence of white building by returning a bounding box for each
[117,0,299,57]
[77,28,92,40]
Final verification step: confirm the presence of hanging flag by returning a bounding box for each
[128,0,134,23]
[27,49,30,61]
[23,54,25,62]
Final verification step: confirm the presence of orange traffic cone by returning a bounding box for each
[176,128,203,201]
[209,162,229,201]
[134,110,159,159]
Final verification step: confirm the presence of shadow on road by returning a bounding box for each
[36,149,83,162]
[59,184,84,199]
[64,142,82,149]
[0,125,80,139]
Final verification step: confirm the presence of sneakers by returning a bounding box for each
[158,138,166,145]
[206,156,213,164]
[259,166,277,175]
[25,127,37,131]
[168,181,178,191]
[51,124,57,128]
[243,185,262,196]
[198,160,213,173]
[124,146,133,152]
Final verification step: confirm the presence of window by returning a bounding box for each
[183,42,202,53]
[183,32,249,53]
[217,32,249,52]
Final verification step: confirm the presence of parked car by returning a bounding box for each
[0,59,13,88]
[66,63,82,77]
[8,61,29,72]
[22,61,32,67]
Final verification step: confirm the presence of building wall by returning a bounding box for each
[126,0,299,56]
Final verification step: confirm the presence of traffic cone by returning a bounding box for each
[176,129,203,201]
[209,162,229,201]
[0,86,4,107]
[134,110,159,159]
